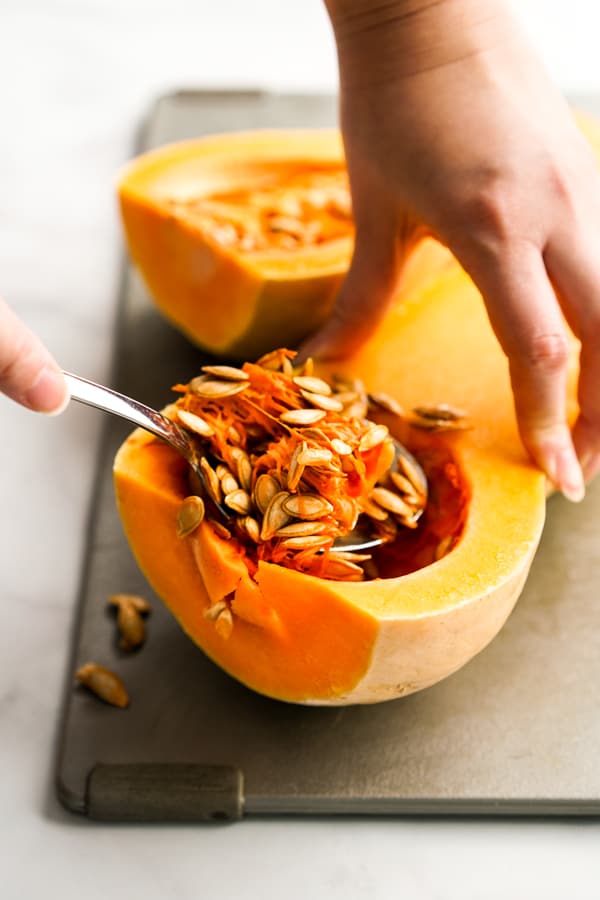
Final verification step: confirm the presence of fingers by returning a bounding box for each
[299,217,403,361]
[544,237,600,483]
[0,297,69,414]
[459,243,585,501]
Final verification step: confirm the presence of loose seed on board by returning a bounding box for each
[368,392,405,418]
[370,487,414,518]
[191,379,249,399]
[176,495,205,538]
[293,375,332,396]
[117,599,146,651]
[108,593,152,615]
[282,493,334,520]
[261,491,293,540]
[75,663,129,708]
[177,409,215,438]
[254,473,281,514]
[224,489,252,515]
[300,390,344,412]
[359,424,389,453]
[201,365,249,381]
[280,408,327,426]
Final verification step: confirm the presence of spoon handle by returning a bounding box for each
[62,372,193,461]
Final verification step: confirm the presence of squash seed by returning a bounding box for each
[215,607,234,639]
[220,472,240,496]
[301,357,314,376]
[177,409,215,438]
[276,520,328,537]
[434,535,455,560]
[359,424,389,452]
[117,599,146,651]
[282,493,334,520]
[254,473,281,514]
[224,489,252,515]
[329,550,372,563]
[280,535,333,550]
[201,365,249,381]
[368,392,405,418]
[200,457,222,505]
[300,390,344,412]
[75,663,129,708]
[396,452,428,495]
[204,600,227,621]
[280,408,327,426]
[261,491,293,540]
[209,519,232,540]
[177,495,205,538]
[108,593,152,615]
[321,557,365,580]
[370,487,414,518]
[234,451,253,492]
[390,471,422,498]
[293,375,332,396]
[241,515,261,543]
[413,403,467,422]
[361,496,390,522]
[287,442,306,492]
[330,438,353,456]
[297,446,334,468]
[192,379,249,399]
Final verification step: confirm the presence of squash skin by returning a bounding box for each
[114,243,548,705]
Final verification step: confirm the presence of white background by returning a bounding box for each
[1,2,600,898]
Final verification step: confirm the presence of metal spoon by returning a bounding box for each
[64,371,426,554]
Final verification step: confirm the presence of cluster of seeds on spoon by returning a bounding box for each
[169,349,468,590]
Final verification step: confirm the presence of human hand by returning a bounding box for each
[0,297,69,413]
[311,0,600,501]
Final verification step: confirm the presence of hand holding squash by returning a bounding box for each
[0,296,68,413]
[316,0,600,501]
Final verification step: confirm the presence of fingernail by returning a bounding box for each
[551,447,585,503]
[23,367,70,415]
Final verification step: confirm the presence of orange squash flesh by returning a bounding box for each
[114,240,548,704]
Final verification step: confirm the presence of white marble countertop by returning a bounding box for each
[2,2,600,898]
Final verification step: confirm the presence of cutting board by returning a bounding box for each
[56,90,600,821]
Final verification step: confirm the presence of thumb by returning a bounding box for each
[299,227,403,361]
[0,297,69,413]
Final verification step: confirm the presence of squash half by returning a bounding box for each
[114,239,562,705]
[118,130,351,358]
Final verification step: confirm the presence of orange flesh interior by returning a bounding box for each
[166,165,353,256]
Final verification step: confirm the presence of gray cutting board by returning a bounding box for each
[56,90,600,821]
